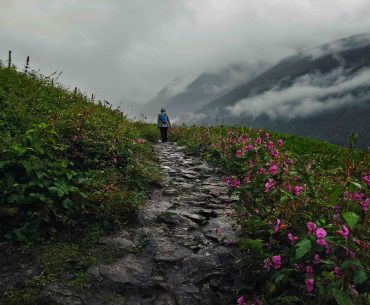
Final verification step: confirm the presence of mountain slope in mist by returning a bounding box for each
[200,34,370,147]
[141,64,263,120]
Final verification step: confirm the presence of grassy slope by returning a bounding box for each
[0,64,159,304]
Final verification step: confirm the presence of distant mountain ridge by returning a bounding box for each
[141,63,264,120]
[143,34,370,147]
[199,34,370,148]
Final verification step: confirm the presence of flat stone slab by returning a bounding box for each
[91,254,153,287]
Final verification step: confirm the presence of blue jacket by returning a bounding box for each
[158,112,170,128]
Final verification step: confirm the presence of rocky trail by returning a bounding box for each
[1,143,241,305]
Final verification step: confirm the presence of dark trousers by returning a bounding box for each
[160,127,168,143]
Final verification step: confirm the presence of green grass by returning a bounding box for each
[0,61,160,304]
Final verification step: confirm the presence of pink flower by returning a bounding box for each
[237,296,246,305]
[269,164,278,175]
[246,144,254,151]
[277,139,283,147]
[236,149,243,157]
[288,233,299,245]
[317,238,327,247]
[313,254,320,264]
[264,178,275,192]
[343,191,349,199]
[263,258,272,271]
[227,177,232,188]
[360,198,369,212]
[256,137,262,145]
[336,226,349,239]
[351,192,364,202]
[265,132,270,139]
[234,179,241,188]
[334,266,341,279]
[306,265,313,274]
[305,278,314,293]
[362,172,370,186]
[316,228,327,247]
[272,255,281,269]
[307,222,317,234]
[294,185,304,196]
[315,228,326,239]
[274,219,281,233]
[294,263,304,271]
[346,249,356,258]
[271,149,279,158]
[267,141,274,150]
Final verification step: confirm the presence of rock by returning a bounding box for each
[158,213,198,229]
[181,213,207,224]
[197,209,218,218]
[98,231,134,249]
[93,254,153,288]
[154,293,176,305]
[162,189,177,195]
[152,237,192,263]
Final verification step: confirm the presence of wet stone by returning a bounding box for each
[92,254,153,288]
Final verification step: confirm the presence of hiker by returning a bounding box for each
[158,108,171,143]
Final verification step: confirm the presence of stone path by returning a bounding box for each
[34,143,240,305]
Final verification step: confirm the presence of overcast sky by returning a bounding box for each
[1,0,370,107]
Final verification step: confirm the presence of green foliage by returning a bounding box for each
[0,64,160,242]
[171,125,369,305]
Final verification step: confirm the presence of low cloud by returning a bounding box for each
[226,68,370,119]
[1,0,370,106]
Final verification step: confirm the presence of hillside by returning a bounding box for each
[141,64,262,120]
[0,63,160,242]
[0,59,369,305]
[196,34,370,147]
[169,125,369,305]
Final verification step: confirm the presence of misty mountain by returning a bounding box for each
[141,64,263,120]
[198,34,370,148]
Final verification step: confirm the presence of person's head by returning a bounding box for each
[160,108,166,113]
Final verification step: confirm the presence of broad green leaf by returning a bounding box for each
[272,272,285,284]
[341,259,362,269]
[349,181,362,190]
[295,238,312,259]
[48,186,64,198]
[238,239,264,251]
[62,199,74,209]
[329,185,345,204]
[7,194,19,203]
[342,212,360,229]
[354,270,367,285]
[332,289,354,305]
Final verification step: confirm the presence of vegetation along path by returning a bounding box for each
[38,142,240,305]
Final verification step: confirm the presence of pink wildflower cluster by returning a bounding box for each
[263,255,282,270]
[227,177,241,189]
[363,172,370,186]
[264,179,275,192]
[288,232,299,245]
[237,296,262,305]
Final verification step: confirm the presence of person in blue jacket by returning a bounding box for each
[158,108,171,143]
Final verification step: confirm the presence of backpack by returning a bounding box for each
[159,113,167,124]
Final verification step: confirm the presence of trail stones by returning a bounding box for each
[93,254,153,288]
[80,143,240,304]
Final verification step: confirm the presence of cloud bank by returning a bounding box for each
[1,0,370,107]
[226,68,370,119]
